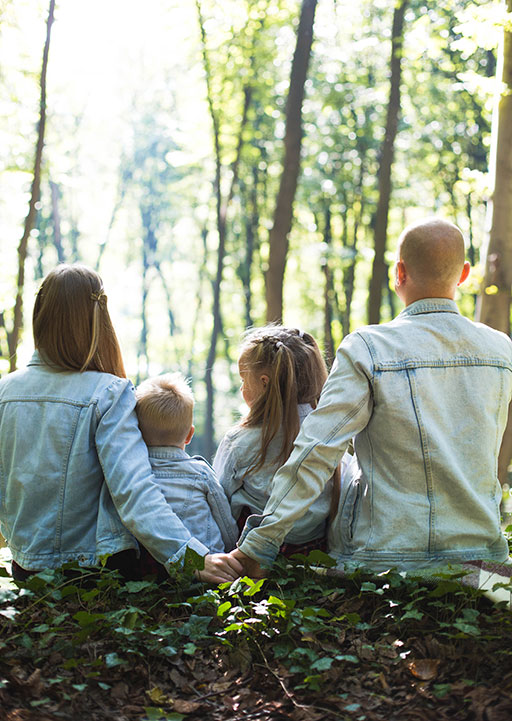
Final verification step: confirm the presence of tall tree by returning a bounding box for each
[196,0,256,459]
[265,0,318,323]
[476,0,512,485]
[367,0,408,325]
[0,0,55,371]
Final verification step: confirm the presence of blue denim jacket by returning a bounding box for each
[0,351,209,571]
[147,446,238,553]
[238,299,512,571]
[213,404,334,544]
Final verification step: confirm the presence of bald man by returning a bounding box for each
[232,218,512,575]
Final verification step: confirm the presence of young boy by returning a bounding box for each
[135,373,238,555]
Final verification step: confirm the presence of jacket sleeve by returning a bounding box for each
[203,466,240,552]
[238,332,374,566]
[95,378,209,567]
[213,432,242,502]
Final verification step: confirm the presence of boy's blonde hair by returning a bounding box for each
[135,373,194,446]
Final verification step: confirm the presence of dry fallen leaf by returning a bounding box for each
[172,699,202,713]
[407,658,441,681]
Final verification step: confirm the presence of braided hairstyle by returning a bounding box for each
[239,325,328,475]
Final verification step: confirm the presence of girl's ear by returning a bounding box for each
[260,374,270,389]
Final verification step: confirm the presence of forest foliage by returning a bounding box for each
[0,0,508,455]
[2,549,512,720]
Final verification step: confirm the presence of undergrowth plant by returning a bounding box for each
[1,551,512,720]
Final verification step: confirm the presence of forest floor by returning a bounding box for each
[1,547,512,721]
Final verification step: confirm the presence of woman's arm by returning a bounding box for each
[96,378,240,582]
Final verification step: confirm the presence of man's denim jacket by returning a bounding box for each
[147,446,238,553]
[238,299,512,571]
[0,352,209,571]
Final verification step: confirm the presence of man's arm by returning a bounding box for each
[237,332,374,568]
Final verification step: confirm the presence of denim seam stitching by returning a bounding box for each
[406,368,435,554]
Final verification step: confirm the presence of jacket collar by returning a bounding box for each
[399,298,460,318]
[27,349,44,367]
[147,446,189,461]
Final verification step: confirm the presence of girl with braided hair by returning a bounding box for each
[214,325,349,555]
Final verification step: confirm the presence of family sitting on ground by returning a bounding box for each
[1,217,511,584]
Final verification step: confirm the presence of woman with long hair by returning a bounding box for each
[0,264,242,583]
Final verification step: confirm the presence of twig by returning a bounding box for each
[253,638,339,718]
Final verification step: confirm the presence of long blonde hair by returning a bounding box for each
[239,325,340,517]
[239,326,327,471]
[33,264,126,378]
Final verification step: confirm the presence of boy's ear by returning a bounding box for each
[184,425,195,445]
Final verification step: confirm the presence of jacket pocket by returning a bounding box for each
[339,477,361,549]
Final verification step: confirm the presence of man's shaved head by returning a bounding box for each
[398,218,465,292]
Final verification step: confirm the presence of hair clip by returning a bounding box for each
[276,341,284,349]
[91,290,106,304]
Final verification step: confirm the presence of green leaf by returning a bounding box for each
[143,708,185,721]
[182,547,205,574]
[432,683,452,698]
[334,654,359,664]
[401,609,424,621]
[217,601,231,616]
[311,656,333,671]
[124,580,155,594]
[303,550,337,568]
[105,652,126,668]
[73,611,105,627]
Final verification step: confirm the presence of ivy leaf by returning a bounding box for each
[311,656,333,671]
[182,547,205,574]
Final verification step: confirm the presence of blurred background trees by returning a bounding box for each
[0,0,510,463]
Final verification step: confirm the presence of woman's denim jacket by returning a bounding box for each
[0,352,209,571]
[213,404,334,544]
[238,299,512,571]
[147,446,238,553]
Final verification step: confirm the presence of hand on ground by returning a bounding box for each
[229,548,267,579]
[195,552,245,584]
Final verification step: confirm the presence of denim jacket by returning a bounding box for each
[147,446,238,553]
[213,404,333,544]
[238,299,512,571]
[0,351,209,571]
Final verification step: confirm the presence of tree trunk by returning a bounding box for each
[320,205,335,367]
[197,0,252,460]
[476,0,512,485]
[265,0,318,323]
[7,0,55,371]
[367,0,408,325]
[49,180,64,263]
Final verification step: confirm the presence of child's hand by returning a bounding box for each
[196,553,244,584]
[229,548,267,579]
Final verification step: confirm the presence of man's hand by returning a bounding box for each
[195,553,245,584]
[229,548,267,579]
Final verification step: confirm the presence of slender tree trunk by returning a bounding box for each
[49,180,64,262]
[265,0,318,323]
[197,0,253,459]
[476,0,512,485]
[320,205,335,366]
[7,0,55,371]
[136,235,151,385]
[367,0,408,325]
